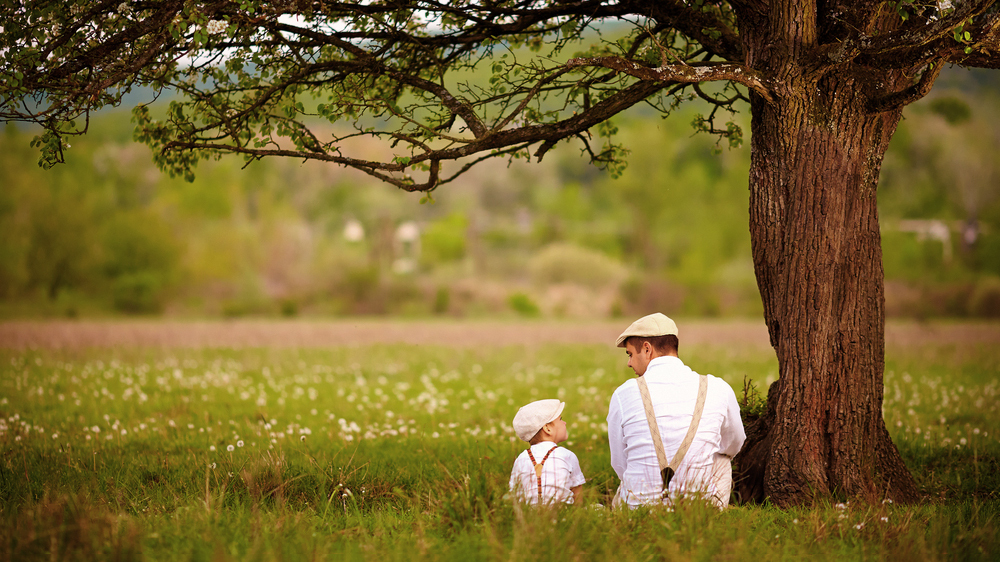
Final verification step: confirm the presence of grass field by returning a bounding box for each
[1,320,998,561]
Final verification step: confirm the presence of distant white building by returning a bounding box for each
[343,219,365,242]
[896,219,952,262]
[393,221,421,274]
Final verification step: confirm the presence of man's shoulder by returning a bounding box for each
[611,377,639,397]
[704,373,739,394]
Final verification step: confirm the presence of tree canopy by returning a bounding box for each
[4,1,996,188]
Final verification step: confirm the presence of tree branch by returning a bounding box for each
[941,11,1000,69]
[641,0,743,61]
[566,56,775,104]
[866,62,943,113]
[158,78,665,191]
[385,71,489,139]
[856,0,997,67]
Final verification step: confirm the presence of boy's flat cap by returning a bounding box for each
[512,399,565,442]
[615,313,678,347]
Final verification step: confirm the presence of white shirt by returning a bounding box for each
[509,442,586,505]
[607,356,745,507]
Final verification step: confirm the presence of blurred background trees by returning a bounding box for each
[2,67,998,320]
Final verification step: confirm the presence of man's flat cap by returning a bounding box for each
[615,313,678,347]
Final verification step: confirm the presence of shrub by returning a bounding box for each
[528,243,627,289]
[968,277,1000,318]
[111,272,164,314]
[102,211,179,279]
[618,275,685,316]
[508,292,540,317]
[279,298,299,317]
[341,265,381,313]
[421,213,467,265]
[433,286,450,315]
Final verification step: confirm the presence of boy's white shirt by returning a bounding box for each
[508,442,586,505]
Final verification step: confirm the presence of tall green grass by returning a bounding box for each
[1,339,997,560]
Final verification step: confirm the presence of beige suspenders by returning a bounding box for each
[636,374,708,496]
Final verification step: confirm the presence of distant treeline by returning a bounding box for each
[1,69,998,319]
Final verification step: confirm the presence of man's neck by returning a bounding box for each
[639,353,679,375]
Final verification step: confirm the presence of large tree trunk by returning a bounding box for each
[732,66,921,505]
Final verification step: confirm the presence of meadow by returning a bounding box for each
[1,320,998,561]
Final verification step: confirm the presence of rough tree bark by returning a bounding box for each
[733,25,921,503]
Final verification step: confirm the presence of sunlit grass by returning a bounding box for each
[1,338,998,561]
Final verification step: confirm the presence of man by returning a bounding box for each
[608,313,746,508]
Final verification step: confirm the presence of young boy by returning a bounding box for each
[509,399,585,505]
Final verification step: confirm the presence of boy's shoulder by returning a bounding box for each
[547,444,580,463]
[558,447,580,464]
[519,443,578,460]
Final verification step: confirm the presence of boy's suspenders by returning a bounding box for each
[636,374,708,497]
[526,445,559,501]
